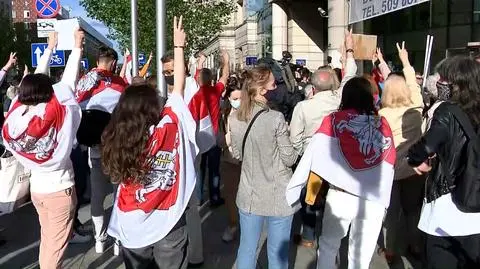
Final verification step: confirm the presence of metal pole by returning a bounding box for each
[156,0,166,97]
[131,0,139,76]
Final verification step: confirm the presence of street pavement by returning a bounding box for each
[0,189,421,269]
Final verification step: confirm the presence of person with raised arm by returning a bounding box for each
[0,52,17,86]
[102,16,197,269]
[74,32,128,254]
[377,42,425,262]
[195,50,230,206]
[2,29,83,269]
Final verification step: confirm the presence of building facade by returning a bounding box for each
[201,0,328,71]
[201,0,480,74]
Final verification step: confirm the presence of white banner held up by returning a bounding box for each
[349,0,430,24]
[37,19,57,38]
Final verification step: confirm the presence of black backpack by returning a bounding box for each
[449,104,480,212]
[76,109,111,147]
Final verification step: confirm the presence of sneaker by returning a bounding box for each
[95,238,107,254]
[221,226,238,243]
[69,232,92,244]
[113,240,121,256]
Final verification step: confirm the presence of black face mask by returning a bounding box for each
[165,75,174,86]
[263,87,279,102]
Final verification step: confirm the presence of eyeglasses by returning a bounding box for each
[162,70,174,76]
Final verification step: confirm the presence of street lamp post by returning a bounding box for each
[156,0,166,97]
[131,0,139,76]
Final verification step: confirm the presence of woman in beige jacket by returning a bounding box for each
[377,43,425,261]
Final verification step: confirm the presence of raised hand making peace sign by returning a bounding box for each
[396,41,411,67]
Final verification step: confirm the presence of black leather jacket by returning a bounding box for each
[407,102,468,203]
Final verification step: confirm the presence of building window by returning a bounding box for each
[24,10,30,18]
[12,10,16,18]
[24,22,30,29]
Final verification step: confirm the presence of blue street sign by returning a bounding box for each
[80,58,89,70]
[296,59,307,66]
[246,56,258,66]
[138,53,146,66]
[35,0,60,19]
[31,43,65,67]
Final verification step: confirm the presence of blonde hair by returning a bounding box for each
[381,74,413,108]
[237,66,271,122]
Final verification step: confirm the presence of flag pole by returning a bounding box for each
[156,0,166,97]
[131,0,139,76]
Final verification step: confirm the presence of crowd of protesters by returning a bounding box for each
[1,14,480,269]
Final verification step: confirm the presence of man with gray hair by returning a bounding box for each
[289,29,358,247]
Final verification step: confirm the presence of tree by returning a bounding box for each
[0,15,15,67]
[80,0,236,55]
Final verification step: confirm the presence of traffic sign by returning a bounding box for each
[138,53,146,66]
[37,18,57,38]
[35,0,61,19]
[296,59,306,66]
[246,56,258,66]
[80,59,89,70]
[31,43,65,67]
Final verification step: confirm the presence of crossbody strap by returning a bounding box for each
[449,104,476,139]
[242,109,267,157]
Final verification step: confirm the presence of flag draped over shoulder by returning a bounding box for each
[124,55,133,85]
[286,110,396,208]
[107,93,198,249]
[75,68,127,114]
[2,83,82,171]
[184,77,215,154]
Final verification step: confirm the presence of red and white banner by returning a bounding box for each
[184,77,215,154]
[286,110,396,208]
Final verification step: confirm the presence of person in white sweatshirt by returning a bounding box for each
[1,30,83,269]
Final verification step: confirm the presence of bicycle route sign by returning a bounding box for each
[35,0,61,19]
[31,43,65,67]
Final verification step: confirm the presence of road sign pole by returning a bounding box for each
[131,0,139,76]
[156,0,166,97]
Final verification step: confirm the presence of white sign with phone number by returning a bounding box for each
[349,0,430,24]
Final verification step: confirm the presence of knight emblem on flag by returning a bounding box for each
[333,113,393,170]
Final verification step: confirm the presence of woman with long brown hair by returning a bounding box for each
[229,66,298,269]
[101,17,197,268]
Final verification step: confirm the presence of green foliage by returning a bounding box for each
[80,0,236,55]
[0,15,15,66]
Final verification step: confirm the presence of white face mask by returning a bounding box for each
[230,99,241,109]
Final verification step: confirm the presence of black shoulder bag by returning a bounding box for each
[241,109,267,157]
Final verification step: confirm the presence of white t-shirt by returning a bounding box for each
[418,193,480,236]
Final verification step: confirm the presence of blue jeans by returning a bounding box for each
[196,146,222,203]
[237,210,293,269]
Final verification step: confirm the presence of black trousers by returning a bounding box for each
[122,216,188,269]
[70,146,90,228]
[426,233,480,269]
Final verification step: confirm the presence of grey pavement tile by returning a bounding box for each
[0,192,421,269]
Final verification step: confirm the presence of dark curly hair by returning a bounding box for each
[438,56,480,128]
[101,84,164,184]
